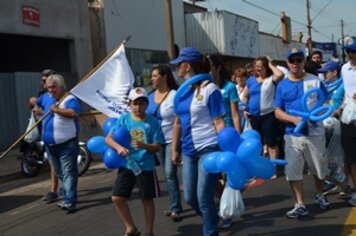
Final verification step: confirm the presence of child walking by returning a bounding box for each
[106,87,163,236]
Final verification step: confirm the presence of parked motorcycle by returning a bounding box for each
[17,140,91,177]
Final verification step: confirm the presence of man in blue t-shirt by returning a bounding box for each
[275,48,331,219]
[44,74,81,212]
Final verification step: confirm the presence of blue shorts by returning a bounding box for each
[250,112,279,146]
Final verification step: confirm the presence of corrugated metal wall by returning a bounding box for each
[0,72,40,149]
[185,11,259,58]
[0,73,18,149]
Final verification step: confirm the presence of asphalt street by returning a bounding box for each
[0,162,356,236]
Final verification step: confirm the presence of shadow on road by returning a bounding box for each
[0,195,42,213]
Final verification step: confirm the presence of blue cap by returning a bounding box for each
[169,47,202,64]
[345,36,356,51]
[287,48,305,60]
[317,61,340,73]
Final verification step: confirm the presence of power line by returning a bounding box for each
[241,0,307,27]
[311,0,333,22]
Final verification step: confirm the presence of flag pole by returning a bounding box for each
[0,36,132,159]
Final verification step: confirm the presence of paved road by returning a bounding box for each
[0,163,355,236]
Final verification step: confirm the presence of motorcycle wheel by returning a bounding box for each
[20,157,42,177]
[77,144,91,176]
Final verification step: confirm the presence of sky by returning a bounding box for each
[187,0,356,44]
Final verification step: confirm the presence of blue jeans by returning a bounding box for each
[182,145,219,236]
[45,138,79,205]
[156,143,182,213]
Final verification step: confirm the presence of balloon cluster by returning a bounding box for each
[203,127,287,190]
[87,118,130,169]
[287,87,334,134]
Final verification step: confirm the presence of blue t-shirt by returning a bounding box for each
[147,90,176,144]
[175,81,225,157]
[331,83,344,110]
[111,113,163,171]
[220,80,239,127]
[43,95,80,145]
[275,73,328,136]
[247,75,276,116]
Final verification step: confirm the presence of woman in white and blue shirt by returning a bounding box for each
[242,56,284,163]
[147,65,182,221]
[170,47,225,236]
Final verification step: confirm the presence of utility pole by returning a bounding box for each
[306,0,312,57]
[341,19,346,63]
[164,0,176,60]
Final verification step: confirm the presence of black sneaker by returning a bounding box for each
[43,192,58,203]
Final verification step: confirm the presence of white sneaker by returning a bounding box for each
[286,204,309,219]
[315,194,331,209]
[348,192,356,206]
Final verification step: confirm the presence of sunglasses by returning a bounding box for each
[41,80,46,83]
[346,49,356,54]
[288,58,303,64]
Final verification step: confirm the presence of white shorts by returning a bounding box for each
[284,135,328,181]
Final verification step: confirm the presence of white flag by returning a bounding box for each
[71,45,134,118]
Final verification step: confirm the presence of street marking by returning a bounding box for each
[10,203,41,216]
[342,207,356,236]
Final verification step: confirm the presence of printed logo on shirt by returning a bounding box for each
[196,94,204,101]
[131,129,145,143]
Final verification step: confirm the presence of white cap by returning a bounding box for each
[128,87,148,101]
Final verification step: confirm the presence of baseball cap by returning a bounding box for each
[287,48,305,60]
[317,61,340,73]
[128,87,148,101]
[344,36,356,51]
[169,47,203,64]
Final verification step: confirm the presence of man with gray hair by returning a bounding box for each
[44,74,81,212]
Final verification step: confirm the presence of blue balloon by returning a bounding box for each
[240,162,255,179]
[301,87,325,112]
[236,139,262,163]
[102,118,118,136]
[270,159,288,166]
[174,73,213,109]
[240,129,261,141]
[103,148,127,169]
[227,162,248,190]
[217,127,242,152]
[87,136,108,153]
[203,151,221,173]
[112,127,131,148]
[310,105,334,121]
[248,157,276,180]
[216,151,237,172]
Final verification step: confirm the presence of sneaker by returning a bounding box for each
[339,185,352,197]
[322,182,338,196]
[62,203,76,212]
[170,212,182,222]
[315,194,332,209]
[164,210,172,217]
[124,227,141,236]
[348,192,356,206]
[57,200,65,209]
[218,218,233,229]
[286,204,309,219]
[43,192,58,203]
